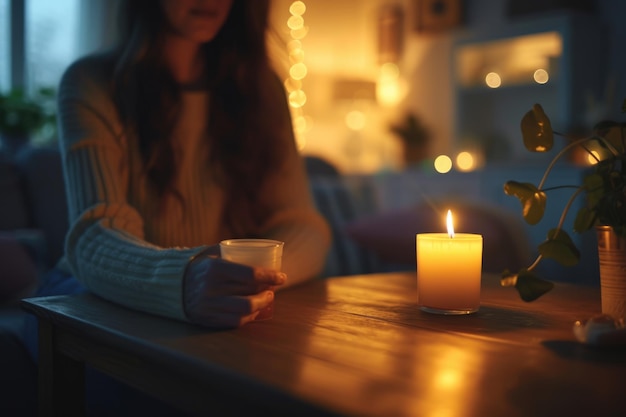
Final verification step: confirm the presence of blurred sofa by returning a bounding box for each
[0,145,68,308]
[309,171,534,279]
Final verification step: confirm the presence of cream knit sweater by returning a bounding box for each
[55,53,331,322]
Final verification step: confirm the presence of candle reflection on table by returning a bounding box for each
[416,210,483,314]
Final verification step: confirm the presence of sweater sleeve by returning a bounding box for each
[57,56,204,321]
[256,76,332,288]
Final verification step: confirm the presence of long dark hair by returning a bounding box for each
[112,0,289,219]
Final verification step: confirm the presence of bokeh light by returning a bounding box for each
[288,90,307,108]
[587,150,601,165]
[286,1,310,149]
[533,68,549,84]
[289,1,306,15]
[284,78,302,93]
[455,151,475,172]
[434,155,453,173]
[288,15,304,30]
[345,110,366,131]
[289,62,308,80]
[485,72,501,88]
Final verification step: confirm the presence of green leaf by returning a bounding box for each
[501,270,554,301]
[596,124,626,154]
[583,173,605,201]
[503,181,547,225]
[538,228,581,266]
[573,207,596,233]
[514,270,555,301]
[593,120,621,133]
[521,103,554,152]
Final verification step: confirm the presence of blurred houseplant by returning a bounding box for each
[503,101,626,320]
[389,112,431,168]
[0,87,56,155]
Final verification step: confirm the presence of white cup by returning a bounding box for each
[219,239,283,270]
[219,239,284,320]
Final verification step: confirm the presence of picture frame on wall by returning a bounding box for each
[414,0,463,33]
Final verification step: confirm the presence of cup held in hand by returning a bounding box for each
[219,239,284,320]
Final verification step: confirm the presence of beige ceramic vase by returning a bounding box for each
[596,226,626,322]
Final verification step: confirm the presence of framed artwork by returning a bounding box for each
[414,0,463,33]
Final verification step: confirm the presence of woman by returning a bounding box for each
[52,0,330,329]
[13,1,330,414]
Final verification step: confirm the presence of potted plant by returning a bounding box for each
[0,87,56,155]
[389,112,431,168]
[502,100,626,320]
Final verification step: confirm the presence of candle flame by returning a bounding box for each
[446,210,455,238]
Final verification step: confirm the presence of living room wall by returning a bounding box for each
[269,0,626,174]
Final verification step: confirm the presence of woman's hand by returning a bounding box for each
[183,249,287,328]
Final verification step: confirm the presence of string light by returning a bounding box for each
[285,1,309,149]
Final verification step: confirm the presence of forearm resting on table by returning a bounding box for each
[262,210,331,288]
[64,216,204,321]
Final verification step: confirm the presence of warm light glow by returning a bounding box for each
[289,62,308,80]
[288,90,307,108]
[295,132,306,150]
[381,62,399,78]
[284,78,302,93]
[289,48,304,63]
[289,1,306,15]
[285,1,308,151]
[457,32,562,87]
[446,210,454,238]
[376,78,400,106]
[435,369,461,389]
[455,151,475,171]
[287,15,304,30]
[588,150,601,165]
[376,62,404,106]
[434,155,452,173]
[485,72,501,88]
[293,114,307,133]
[287,39,302,51]
[410,345,484,417]
[345,110,366,131]
[533,68,549,84]
[290,26,308,40]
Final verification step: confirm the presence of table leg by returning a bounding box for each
[38,320,85,417]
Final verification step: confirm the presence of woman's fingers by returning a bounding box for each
[253,267,286,283]
[208,260,287,294]
[212,292,274,314]
[183,255,286,328]
[189,292,274,328]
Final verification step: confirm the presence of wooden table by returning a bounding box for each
[22,272,626,417]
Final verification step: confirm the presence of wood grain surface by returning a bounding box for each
[23,272,626,417]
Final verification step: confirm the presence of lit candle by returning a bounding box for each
[416,210,483,314]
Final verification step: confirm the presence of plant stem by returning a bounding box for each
[538,136,591,190]
[592,135,621,157]
[555,186,585,231]
[527,184,584,273]
[527,254,543,272]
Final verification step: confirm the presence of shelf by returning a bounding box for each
[456,31,562,88]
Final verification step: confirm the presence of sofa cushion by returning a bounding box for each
[0,150,30,230]
[15,146,68,267]
[0,233,38,304]
[309,178,383,277]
